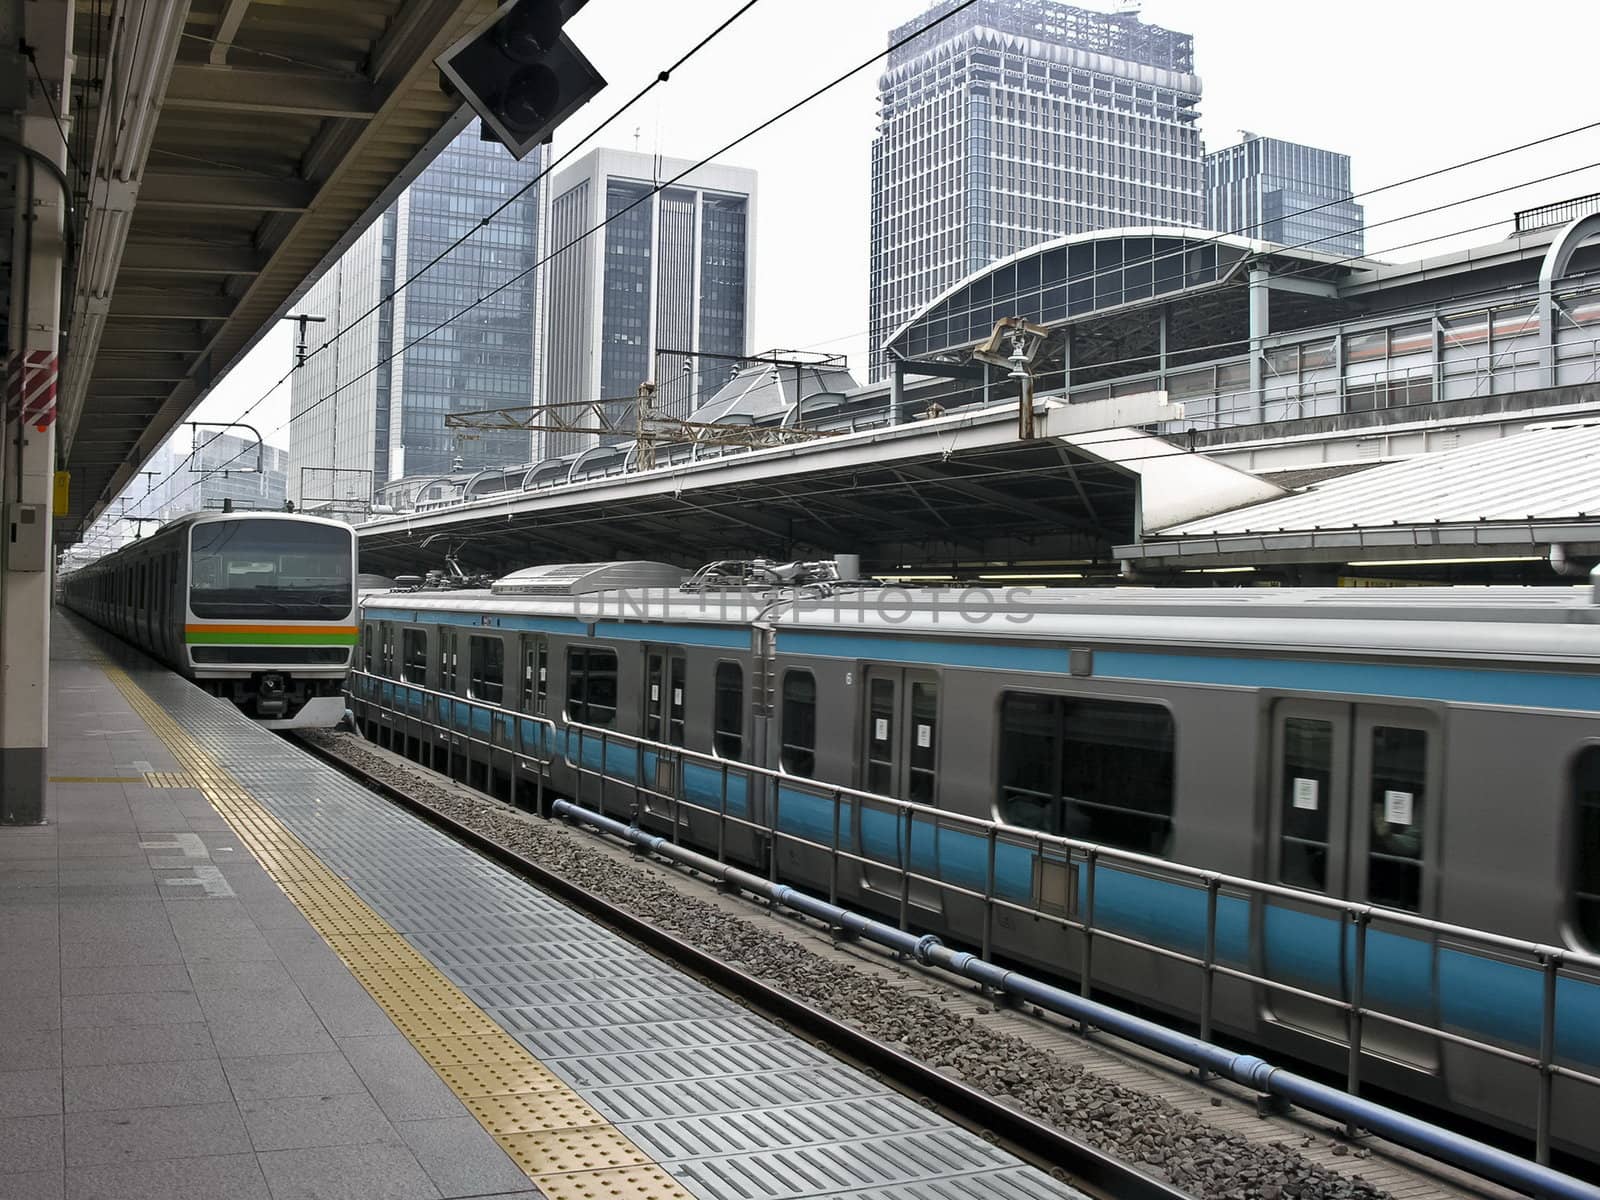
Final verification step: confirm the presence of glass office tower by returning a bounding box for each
[869,0,1204,379]
[1205,133,1365,258]
[289,123,550,508]
[543,149,757,457]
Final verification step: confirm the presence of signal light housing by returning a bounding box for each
[436,0,605,160]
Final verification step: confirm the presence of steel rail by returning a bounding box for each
[296,731,1192,1200]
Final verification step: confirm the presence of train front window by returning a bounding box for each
[1572,747,1600,948]
[189,520,352,620]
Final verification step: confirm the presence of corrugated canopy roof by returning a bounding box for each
[1116,420,1600,574]
[1161,422,1600,536]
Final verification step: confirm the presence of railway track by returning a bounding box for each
[297,728,1555,1200]
[298,728,1191,1200]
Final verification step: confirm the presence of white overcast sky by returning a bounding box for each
[185,0,1600,453]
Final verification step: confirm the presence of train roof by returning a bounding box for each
[67,511,355,575]
[361,563,1600,667]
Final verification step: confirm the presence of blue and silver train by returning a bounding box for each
[348,561,1600,1157]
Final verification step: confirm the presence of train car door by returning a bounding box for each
[860,667,941,906]
[1264,699,1440,1069]
[640,646,686,805]
[642,646,686,746]
[519,635,548,717]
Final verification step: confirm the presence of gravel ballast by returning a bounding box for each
[303,730,1392,1200]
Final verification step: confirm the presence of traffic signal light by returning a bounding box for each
[436,0,605,160]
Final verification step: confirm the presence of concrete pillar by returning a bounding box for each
[889,361,904,424]
[1247,268,1269,422]
[2,0,72,825]
[1157,304,1168,391]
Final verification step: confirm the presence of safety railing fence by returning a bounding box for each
[347,670,1600,1162]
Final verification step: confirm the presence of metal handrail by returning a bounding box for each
[347,668,1600,1161]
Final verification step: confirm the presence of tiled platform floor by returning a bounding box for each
[0,618,542,1200]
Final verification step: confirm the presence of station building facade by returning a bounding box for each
[881,206,1600,434]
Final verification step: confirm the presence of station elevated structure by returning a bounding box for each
[880,209,1600,433]
[360,204,1600,584]
[355,394,1282,577]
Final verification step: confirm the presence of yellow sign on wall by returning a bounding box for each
[53,470,70,514]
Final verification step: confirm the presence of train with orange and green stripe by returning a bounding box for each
[61,511,358,728]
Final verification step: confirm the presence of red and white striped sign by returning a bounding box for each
[4,350,58,430]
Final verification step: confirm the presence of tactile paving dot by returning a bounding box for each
[467,1092,603,1135]
[92,657,842,1200]
[437,1059,565,1097]
[531,1166,697,1200]
[412,1035,525,1067]
[499,1127,651,1174]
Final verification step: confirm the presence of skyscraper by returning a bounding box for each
[869,0,1204,379]
[288,124,550,511]
[542,149,756,457]
[1205,133,1364,258]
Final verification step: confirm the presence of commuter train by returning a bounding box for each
[62,512,358,728]
[347,561,1600,1157]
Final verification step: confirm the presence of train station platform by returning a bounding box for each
[0,614,1090,1200]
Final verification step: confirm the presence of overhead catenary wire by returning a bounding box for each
[102,26,1600,529]
[121,0,989,521]
[284,0,767,397]
[114,64,1600,519]
[111,0,773,524]
[140,147,1600,526]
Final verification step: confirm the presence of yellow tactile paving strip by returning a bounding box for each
[100,661,693,1200]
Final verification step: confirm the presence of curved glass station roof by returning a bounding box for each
[887,227,1267,362]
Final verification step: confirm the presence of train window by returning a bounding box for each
[402,630,428,685]
[908,681,937,804]
[646,651,687,746]
[645,653,664,740]
[441,628,459,692]
[468,636,504,705]
[566,648,617,725]
[1279,718,1333,891]
[668,657,686,746]
[714,662,743,759]
[380,623,396,676]
[1572,747,1600,947]
[1367,725,1427,913]
[362,624,375,673]
[520,637,547,715]
[780,670,817,777]
[866,677,895,793]
[997,691,1175,855]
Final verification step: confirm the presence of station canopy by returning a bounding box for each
[884,226,1363,390]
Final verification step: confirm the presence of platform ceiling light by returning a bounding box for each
[1345,555,1544,567]
[436,0,606,161]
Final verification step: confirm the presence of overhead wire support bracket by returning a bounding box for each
[444,382,837,476]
